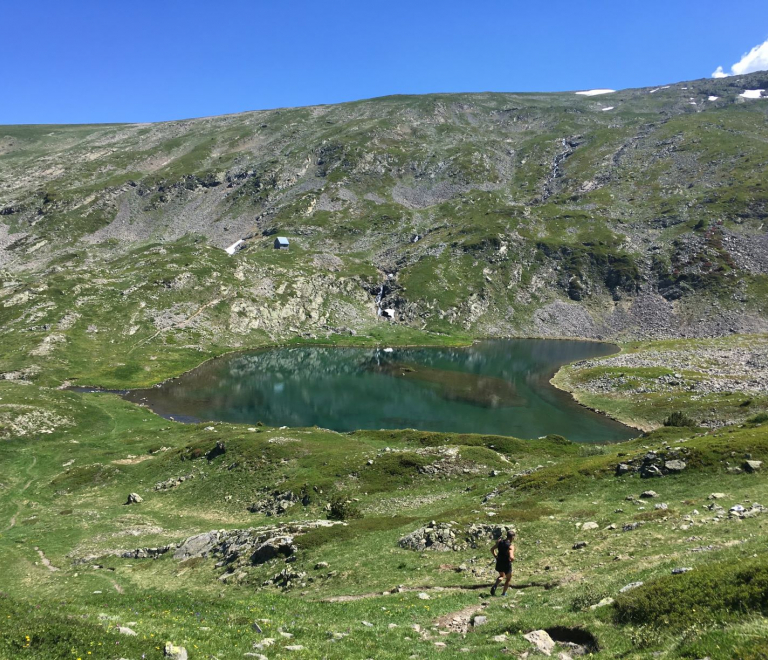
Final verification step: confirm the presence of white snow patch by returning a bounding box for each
[225,239,244,255]
[649,86,670,94]
[601,106,615,111]
[740,89,765,99]
[708,96,719,101]
[576,89,615,96]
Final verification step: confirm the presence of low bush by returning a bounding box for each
[327,494,363,521]
[663,411,697,428]
[614,555,768,629]
[747,412,768,425]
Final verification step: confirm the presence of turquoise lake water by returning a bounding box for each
[125,339,635,443]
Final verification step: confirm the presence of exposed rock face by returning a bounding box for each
[398,521,513,551]
[614,448,691,478]
[173,521,342,567]
[248,490,300,516]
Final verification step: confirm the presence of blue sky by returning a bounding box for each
[2,0,768,124]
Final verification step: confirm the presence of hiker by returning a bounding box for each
[490,529,515,596]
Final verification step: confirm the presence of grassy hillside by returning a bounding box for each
[3,72,768,370]
[1,382,767,658]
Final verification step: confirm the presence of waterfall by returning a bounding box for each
[375,283,385,316]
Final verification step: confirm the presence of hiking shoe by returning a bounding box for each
[490,584,497,596]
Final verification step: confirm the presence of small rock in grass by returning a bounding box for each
[117,626,137,636]
[744,460,762,473]
[388,623,398,629]
[664,459,686,472]
[708,493,726,500]
[572,541,588,549]
[362,620,373,627]
[672,567,692,574]
[315,561,329,569]
[523,629,555,656]
[472,616,487,627]
[434,642,447,648]
[640,491,658,499]
[493,634,508,642]
[589,597,615,610]
[125,493,143,505]
[285,645,304,651]
[164,643,188,660]
[253,638,275,649]
[581,522,599,531]
[280,631,293,638]
[418,592,430,600]
[619,581,644,593]
[655,503,668,510]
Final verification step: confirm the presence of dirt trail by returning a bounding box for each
[320,580,555,602]
[35,547,60,572]
[2,455,37,533]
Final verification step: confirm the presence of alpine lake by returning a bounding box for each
[123,339,635,443]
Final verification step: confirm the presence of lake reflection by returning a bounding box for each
[124,340,635,443]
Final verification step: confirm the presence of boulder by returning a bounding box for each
[581,522,599,531]
[523,629,555,656]
[639,490,658,499]
[743,460,762,473]
[664,459,687,472]
[472,615,488,627]
[125,493,143,505]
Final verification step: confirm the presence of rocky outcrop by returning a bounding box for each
[398,521,513,552]
[248,490,301,516]
[173,521,343,567]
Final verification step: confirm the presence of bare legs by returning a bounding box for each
[492,571,512,595]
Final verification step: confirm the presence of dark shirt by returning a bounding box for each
[496,539,512,566]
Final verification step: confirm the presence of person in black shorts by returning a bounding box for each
[490,530,516,596]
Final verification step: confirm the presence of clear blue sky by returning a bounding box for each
[3,0,768,124]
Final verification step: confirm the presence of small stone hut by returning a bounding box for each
[274,237,290,250]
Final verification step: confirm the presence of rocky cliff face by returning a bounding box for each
[2,72,768,379]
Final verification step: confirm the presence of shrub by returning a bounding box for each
[613,556,768,629]
[327,494,363,521]
[747,412,768,425]
[663,411,697,428]
[570,583,610,612]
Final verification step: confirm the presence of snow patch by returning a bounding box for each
[601,106,615,111]
[576,89,615,96]
[708,96,719,101]
[740,89,765,99]
[225,239,244,255]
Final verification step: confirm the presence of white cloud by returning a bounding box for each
[712,38,768,78]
